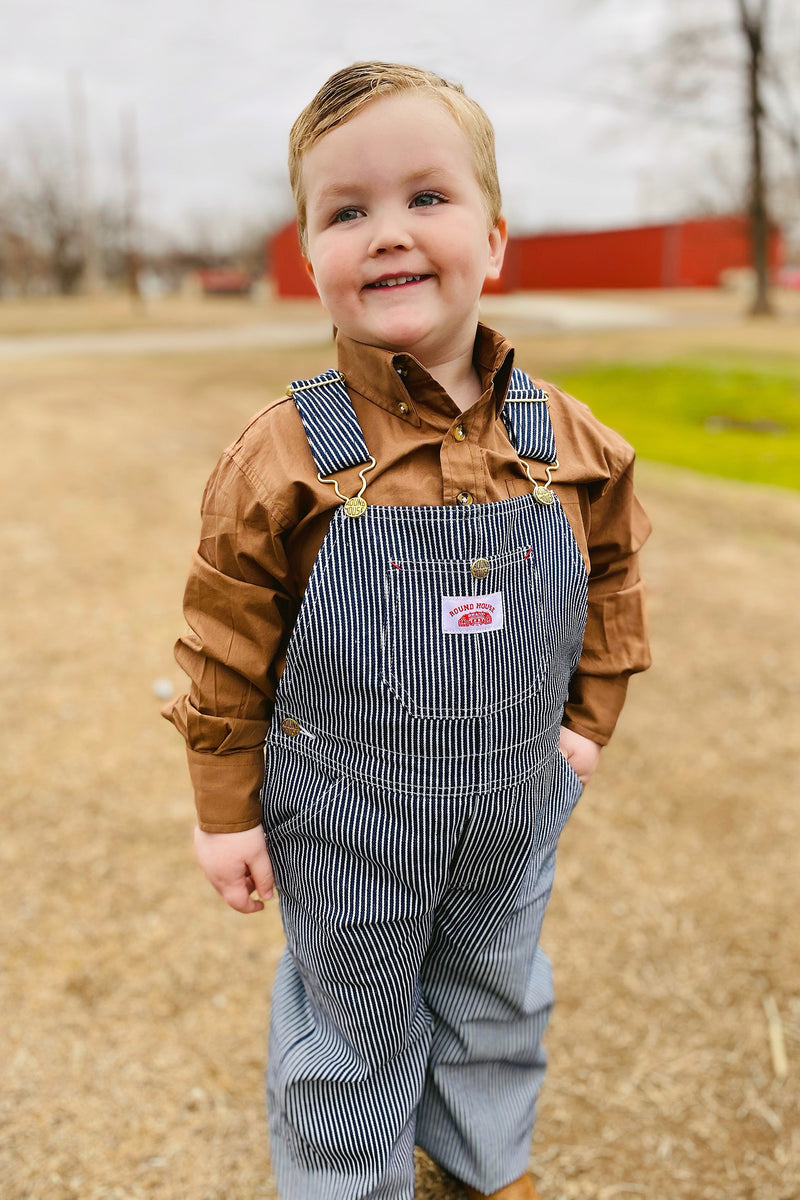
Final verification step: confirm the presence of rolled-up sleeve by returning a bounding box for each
[162,452,297,832]
[562,457,652,744]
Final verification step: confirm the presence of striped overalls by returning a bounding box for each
[262,369,588,1200]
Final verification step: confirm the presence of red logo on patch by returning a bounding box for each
[458,610,493,627]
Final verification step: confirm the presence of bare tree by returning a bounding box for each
[590,0,799,312]
[659,0,798,313]
[0,132,83,294]
[0,124,137,296]
[737,0,772,312]
[69,72,103,293]
[26,151,84,294]
[120,107,142,301]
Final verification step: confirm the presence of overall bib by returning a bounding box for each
[262,369,588,1200]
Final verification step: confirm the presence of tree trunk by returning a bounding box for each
[738,0,773,315]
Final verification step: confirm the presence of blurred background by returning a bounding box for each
[1,2,799,1199]
[1,0,798,303]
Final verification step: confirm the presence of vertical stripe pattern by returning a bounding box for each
[501,368,557,464]
[263,370,588,1200]
[289,369,372,475]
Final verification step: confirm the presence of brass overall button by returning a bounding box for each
[452,424,467,442]
[281,717,300,737]
[471,557,490,579]
[343,496,367,518]
[456,491,474,506]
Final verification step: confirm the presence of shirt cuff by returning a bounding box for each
[563,673,631,746]
[186,746,265,833]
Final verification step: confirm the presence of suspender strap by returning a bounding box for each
[501,368,557,465]
[287,370,372,477]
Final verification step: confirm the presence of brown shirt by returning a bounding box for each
[164,326,651,833]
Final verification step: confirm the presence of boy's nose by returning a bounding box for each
[367,213,414,256]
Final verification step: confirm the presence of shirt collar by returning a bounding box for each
[336,325,515,428]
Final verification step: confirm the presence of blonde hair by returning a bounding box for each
[288,62,502,255]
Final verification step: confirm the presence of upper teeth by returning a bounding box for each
[372,275,422,287]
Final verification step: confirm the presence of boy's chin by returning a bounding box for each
[350,315,450,356]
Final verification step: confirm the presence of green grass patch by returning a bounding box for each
[554,360,800,491]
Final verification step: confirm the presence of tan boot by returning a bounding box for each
[461,1171,540,1199]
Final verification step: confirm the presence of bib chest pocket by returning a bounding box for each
[381,549,552,719]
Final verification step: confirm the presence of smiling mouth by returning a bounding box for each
[364,274,430,289]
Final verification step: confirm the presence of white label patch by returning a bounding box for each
[441,592,504,634]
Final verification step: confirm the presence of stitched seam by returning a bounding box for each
[388,548,533,571]
[361,493,541,521]
[381,556,552,718]
[280,524,339,657]
[267,741,556,797]
[269,717,555,763]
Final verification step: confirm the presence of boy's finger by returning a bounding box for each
[221,880,264,914]
[244,871,273,902]
[249,849,275,900]
[251,867,275,901]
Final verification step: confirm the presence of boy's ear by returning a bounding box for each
[304,256,320,294]
[485,215,508,284]
[305,258,334,338]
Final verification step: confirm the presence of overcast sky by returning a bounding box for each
[1,0,796,242]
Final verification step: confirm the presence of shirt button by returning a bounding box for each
[398,401,410,415]
[457,491,474,506]
[281,717,300,737]
[395,364,408,378]
[452,424,467,442]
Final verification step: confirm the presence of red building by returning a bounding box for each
[271,221,317,298]
[270,214,784,297]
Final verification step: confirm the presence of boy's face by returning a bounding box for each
[302,92,506,371]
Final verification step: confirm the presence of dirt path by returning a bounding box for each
[0,335,798,1200]
[0,295,666,360]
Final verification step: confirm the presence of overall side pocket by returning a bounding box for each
[262,746,342,841]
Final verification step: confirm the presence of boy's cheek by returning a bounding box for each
[303,245,343,303]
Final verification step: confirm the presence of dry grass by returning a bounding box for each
[1,295,798,1199]
[0,292,325,337]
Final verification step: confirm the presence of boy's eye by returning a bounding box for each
[411,192,446,208]
[333,207,362,224]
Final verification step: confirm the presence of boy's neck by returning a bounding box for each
[425,355,484,414]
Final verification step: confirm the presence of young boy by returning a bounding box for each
[164,62,651,1200]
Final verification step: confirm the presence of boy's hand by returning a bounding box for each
[558,726,602,786]
[193,826,275,914]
